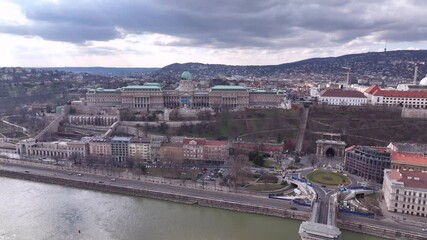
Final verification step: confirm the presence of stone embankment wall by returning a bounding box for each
[338,220,426,240]
[0,170,309,221]
[401,108,427,119]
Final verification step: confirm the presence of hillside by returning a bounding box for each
[46,67,160,76]
[150,50,427,82]
[303,105,427,153]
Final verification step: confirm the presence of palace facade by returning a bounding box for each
[86,72,284,110]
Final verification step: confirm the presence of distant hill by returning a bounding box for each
[46,67,160,76]
[151,50,427,82]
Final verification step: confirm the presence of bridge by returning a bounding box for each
[299,192,341,240]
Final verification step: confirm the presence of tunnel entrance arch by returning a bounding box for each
[325,147,336,158]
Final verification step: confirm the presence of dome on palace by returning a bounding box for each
[181,71,192,81]
[420,74,427,86]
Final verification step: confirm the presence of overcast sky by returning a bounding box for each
[0,0,426,67]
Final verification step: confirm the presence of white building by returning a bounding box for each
[365,85,427,108]
[383,169,427,217]
[318,89,367,106]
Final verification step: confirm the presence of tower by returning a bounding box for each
[412,61,425,85]
[342,67,351,86]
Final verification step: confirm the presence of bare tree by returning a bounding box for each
[309,154,318,167]
[230,154,250,189]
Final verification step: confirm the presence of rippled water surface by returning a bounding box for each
[0,177,384,240]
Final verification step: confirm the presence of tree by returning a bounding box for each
[277,132,283,143]
[197,110,212,121]
[68,107,76,115]
[309,155,318,167]
[248,151,265,167]
[158,122,169,134]
[169,109,181,121]
[230,154,250,188]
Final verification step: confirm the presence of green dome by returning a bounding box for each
[181,71,192,81]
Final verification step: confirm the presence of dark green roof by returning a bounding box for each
[211,85,247,91]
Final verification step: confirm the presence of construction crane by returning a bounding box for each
[342,67,351,86]
[408,61,425,85]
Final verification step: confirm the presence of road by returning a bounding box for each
[292,166,427,238]
[339,214,427,237]
[0,160,305,213]
[295,106,309,152]
[1,116,29,136]
[3,158,426,238]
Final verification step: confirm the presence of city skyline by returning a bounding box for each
[0,0,427,67]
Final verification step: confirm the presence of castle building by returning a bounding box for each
[318,89,367,106]
[364,85,427,108]
[86,71,284,110]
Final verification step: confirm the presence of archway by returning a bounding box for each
[325,148,335,158]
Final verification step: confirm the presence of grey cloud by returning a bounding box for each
[2,0,427,49]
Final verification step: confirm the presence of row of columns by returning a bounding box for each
[69,116,117,126]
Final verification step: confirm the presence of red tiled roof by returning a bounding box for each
[205,141,228,146]
[320,89,366,98]
[364,85,380,94]
[345,145,355,151]
[391,151,427,166]
[386,169,427,189]
[365,85,427,98]
[374,90,427,98]
[183,138,206,145]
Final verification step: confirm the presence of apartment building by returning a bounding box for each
[182,137,229,164]
[383,169,427,217]
[344,146,391,183]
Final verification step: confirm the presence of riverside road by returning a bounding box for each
[0,159,299,213]
[1,158,426,239]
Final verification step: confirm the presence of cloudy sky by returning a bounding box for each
[0,0,426,67]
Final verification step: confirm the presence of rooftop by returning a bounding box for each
[122,85,162,91]
[250,89,284,94]
[211,85,247,91]
[87,88,121,93]
[386,169,427,189]
[183,137,206,145]
[205,140,228,146]
[161,142,183,148]
[388,142,427,153]
[366,85,427,98]
[391,151,427,167]
[111,136,132,142]
[320,89,367,98]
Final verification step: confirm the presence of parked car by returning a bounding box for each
[24,170,29,173]
[110,178,116,182]
[77,173,82,176]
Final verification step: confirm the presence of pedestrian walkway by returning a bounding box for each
[0,157,274,199]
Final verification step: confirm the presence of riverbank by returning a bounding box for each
[0,169,309,220]
[0,169,425,240]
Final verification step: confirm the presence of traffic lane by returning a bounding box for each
[0,162,307,212]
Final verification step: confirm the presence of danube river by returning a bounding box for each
[0,177,384,240]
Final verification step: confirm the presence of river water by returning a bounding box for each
[0,177,384,240]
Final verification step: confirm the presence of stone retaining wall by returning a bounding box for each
[0,169,309,221]
[338,220,426,240]
[2,169,423,239]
